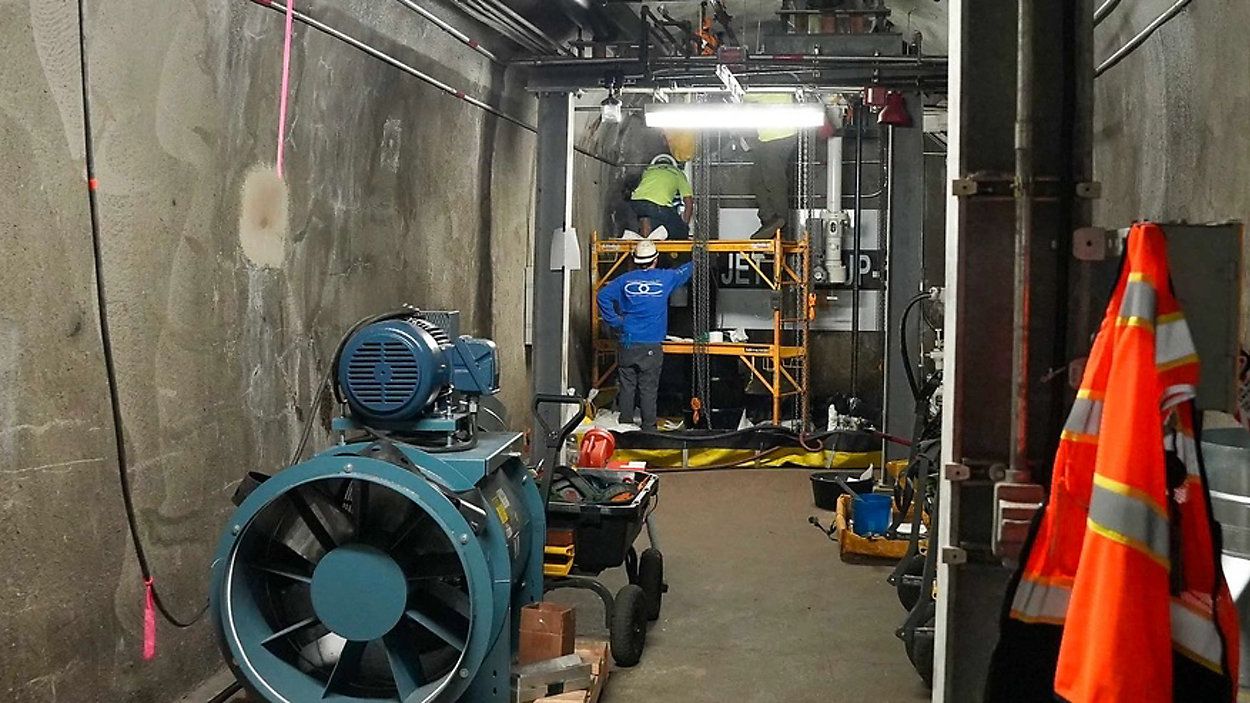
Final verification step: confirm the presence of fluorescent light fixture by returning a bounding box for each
[644,103,824,131]
[601,96,623,124]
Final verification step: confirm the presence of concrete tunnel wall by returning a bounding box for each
[0,0,617,699]
[1093,0,1250,357]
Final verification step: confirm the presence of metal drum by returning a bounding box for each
[1203,426,1250,689]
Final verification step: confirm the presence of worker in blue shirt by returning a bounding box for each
[597,240,694,431]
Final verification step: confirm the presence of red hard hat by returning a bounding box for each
[579,428,617,468]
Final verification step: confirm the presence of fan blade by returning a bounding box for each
[250,563,312,584]
[402,553,464,580]
[288,485,357,555]
[261,616,320,648]
[248,509,321,566]
[287,490,340,553]
[389,509,433,552]
[323,639,367,698]
[404,608,466,652]
[383,628,426,700]
[411,580,471,620]
[354,480,370,526]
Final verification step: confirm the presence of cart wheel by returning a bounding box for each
[610,585,648,667]
[903,601,936,688]
[905,614,936,688]
[896,554,926,611]
[638,548,664,621]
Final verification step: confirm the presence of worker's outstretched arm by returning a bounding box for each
[682,196,695,224]
[597,279,625,331]
[672,261,695,287]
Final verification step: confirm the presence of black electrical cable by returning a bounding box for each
[76,0,206,628]
[899,292,932,401]
[623,423,799,444]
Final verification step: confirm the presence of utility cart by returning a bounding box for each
[533,395,666,668]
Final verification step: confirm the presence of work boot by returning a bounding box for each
[750,218,786,239]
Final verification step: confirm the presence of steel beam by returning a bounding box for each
[531,92,575,437]
[935,0,1093,699]
[881,92,927,463]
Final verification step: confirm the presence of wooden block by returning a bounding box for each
[519,603,576,665]
[573,639,610,703]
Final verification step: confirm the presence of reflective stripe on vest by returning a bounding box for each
[1012,577,1223,671]
[1010,577,1072,625]
[1086,474,1171,568]
[1173,595,1225,672]
[1061,390,1104,443]
[1157,312,1199,371]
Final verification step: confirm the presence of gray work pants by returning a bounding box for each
[617,344,663,430]
[751,136,797,227]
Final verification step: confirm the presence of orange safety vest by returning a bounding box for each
[986,222,1239,702]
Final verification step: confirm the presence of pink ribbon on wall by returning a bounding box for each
[276,0,295,178]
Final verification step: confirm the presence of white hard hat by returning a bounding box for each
[634,240,659,265]
[650,154,678,167]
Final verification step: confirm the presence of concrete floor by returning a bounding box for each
[547,469,931,703]
[197,469,931,703]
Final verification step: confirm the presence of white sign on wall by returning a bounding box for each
[714,208,883,332]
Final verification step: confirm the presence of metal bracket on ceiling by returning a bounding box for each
[715,64,745,102]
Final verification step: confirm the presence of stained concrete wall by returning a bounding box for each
[1093,0,1250,351]
[1,0,552,699]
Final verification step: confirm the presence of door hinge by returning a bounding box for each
[944,462,971,482]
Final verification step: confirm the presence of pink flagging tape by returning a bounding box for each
[276,0,295,178]
[142,578,156,661]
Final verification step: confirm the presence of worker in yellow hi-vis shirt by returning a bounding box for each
[748,93,799,239]
[629,154,694,240]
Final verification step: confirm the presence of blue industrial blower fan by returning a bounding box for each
[210,310,544,703]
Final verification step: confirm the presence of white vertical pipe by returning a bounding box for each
[560,109,576,395]
[827,134,844,213]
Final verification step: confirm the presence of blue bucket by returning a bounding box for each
[853,494,892,536]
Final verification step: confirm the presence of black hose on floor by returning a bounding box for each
[205,681,242,703]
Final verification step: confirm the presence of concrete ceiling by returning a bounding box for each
[474,0,950,58]
[661,0,950,54]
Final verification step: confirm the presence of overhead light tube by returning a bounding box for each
[644,103,825,131]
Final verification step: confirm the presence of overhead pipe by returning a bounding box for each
[1093,0,1124,26]
[1010,0,1035,478]
[469,0,572,56]
[1095,0,1194,77]
[460,0,548,53]
[246,0,617,166]
[457,0,550,55]
[390,0,499,63]
[640,5,682,55]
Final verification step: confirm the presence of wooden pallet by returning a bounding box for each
[535,639,611,703]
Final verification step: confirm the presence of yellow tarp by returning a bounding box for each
[610,446,881,470]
